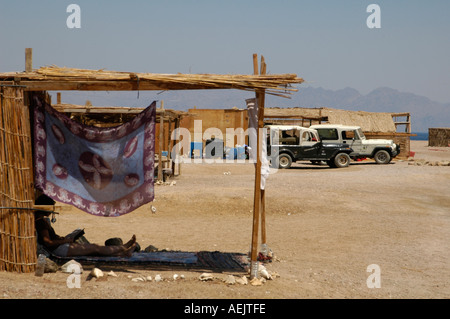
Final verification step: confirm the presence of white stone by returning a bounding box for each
[199,273,214,281]
[90,268,103,278]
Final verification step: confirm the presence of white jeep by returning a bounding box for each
[309,124,400,164]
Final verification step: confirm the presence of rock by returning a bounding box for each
[155,274,163,282]
[236,276,248,285]
[258,264,272,279]
[132,277,145,282]
[173,274,179,280]
[271,271,280,279]
[60,260,83,274]
[250,277,263,286]
[107,271,118,277]
[90,268,103,278]
[224,275,236,285]
[146,275,153,281]
[260,268,272,280]
[199,273,214,281]
[44,258,58,273]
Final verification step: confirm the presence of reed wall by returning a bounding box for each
[0,87,36,273]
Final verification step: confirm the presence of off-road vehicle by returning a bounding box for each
[310,124,400,164]
[265,125,354,169]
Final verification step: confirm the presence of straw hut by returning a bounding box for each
[428,128,450,147]
[0,50,303,274]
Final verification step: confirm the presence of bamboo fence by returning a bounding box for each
[0,86,36,272]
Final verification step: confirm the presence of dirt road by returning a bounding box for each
[1,141,449,299]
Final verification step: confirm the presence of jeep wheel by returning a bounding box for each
[374,150,391,164]
[278,154,292,169]
[333,153,351,168]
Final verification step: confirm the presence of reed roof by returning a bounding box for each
[264,107,397,133]
[0,66,304,97]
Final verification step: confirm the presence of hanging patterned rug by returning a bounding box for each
[32,94,156,216]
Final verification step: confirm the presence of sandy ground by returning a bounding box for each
[1,140,449,300]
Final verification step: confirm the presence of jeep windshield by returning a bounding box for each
[357,128,366,140]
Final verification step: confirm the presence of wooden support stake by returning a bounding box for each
[259,55,267,249]
[175,118,182,176]
[250,53,267,279]
[158,101,164,181]
[25,48,32,73]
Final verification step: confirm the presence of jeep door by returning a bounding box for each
[341,129,363,153]
[295,130,322,160]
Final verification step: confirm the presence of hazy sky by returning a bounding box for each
[1,0,450,103]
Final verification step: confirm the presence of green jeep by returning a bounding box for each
[266,125,354,169]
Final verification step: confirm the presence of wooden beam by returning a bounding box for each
[25,48,32,72]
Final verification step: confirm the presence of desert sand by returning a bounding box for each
[1,141,449,300]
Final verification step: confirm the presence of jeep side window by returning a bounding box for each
[301,131,310,142]
[317,128,338,140]
[342,130,356,140]
[279,130,298,145]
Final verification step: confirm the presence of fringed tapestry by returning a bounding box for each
[32,95,156,216]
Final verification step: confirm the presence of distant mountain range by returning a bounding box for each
[56,86,450,132]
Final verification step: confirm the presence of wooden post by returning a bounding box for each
[57,92,61,104]
[259,56,267,251]
[175,118,182,176]
[171,117,177,176]
[158,101,164,181]
[168,115,174,176]
[25,48,32,73]
[250,54,267,279]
